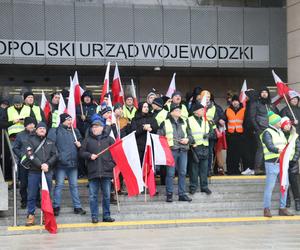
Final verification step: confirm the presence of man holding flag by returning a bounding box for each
[260,111,292,217]
[24,122,57,226]
[158,103,192,202]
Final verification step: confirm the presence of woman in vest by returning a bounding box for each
[158,103,193,203]
[281,116,300,211]
[261,111,293,217]
[188,103,215,195]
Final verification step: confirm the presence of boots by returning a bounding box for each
[279,208,294,216]
[295,199,300,211]
[263,208,272,218]
[25,214,35,226]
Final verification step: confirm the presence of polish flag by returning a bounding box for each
[100,62,111,103]
[130,79,138,108]
[279,126,297,195]
[142,132,156,197]
[150,134,175,167]
[272,70,290,97]
[165,73,176,98]
[72,71,85,106]
[57,93,67,125]
[109,132,144,196]
[200,91,208,121]
[239,80,247,107]
[40,91,51,123]
[67,76,77,128]
[112,63,124,105]
[41,171,57,234]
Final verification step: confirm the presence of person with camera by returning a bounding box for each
[25,122,57,226]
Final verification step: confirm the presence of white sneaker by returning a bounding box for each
[241,168,252,175]
[249,170,255,175]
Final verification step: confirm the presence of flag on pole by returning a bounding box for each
[109,132,144,196]
[279,127,297,195]
[130,79,138,108]
[142,132,156,197]
[239,80,247,107]
[100,62,111,103]
[165,73,176,98]
[67,76,77,128]
[112,63,124,105]
[57,93,67,125]
[72,71,85,106]
[41,171,57,234]
[272,70,290,97]
[200,91,208,121]
[40,91,51,123]
[150,134,175,167]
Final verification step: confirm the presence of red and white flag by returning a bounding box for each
[40,91,51,123]
[165,73,176,98]
[150,134,175,167]
[142,132,156,197]
[239,80,247,107]
[67,76,77,128]
[109,132,144,196]
[112,63,124,105]
[200,91,208,121]
[272,70,290,97]
[279,127,297,195]
[100,62,111,103]
[130,79,138,108]
[41,171,57,234]
[57,93,67,125]
[72,71,85,106]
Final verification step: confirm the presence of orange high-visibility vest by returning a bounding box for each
[226,107,245,133]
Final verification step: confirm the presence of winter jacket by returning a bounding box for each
[13,129,34,159]
[280,105,300,134]
[79,131,115,180]
[47,124,82,168]
[283,130,300,173]
[250,99,278,134]
[158,116,193,151]
[76,102,97,136]
[243,90,258,134]
[131,112,158,161]
[25,133,57,172]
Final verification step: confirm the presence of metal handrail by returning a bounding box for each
[1,130,5,178]
[3,130,18,227]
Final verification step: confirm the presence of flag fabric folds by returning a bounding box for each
[41,171,57,234]
[165,73,176,98]
[130,79,138,108]
[272,70,290,97]
[239,80,247,107]
[100,62,111,103]
[40,91,51,123]
[150,134,175,167]
[112,63,124,105]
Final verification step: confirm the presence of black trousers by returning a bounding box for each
[226,133,244,175]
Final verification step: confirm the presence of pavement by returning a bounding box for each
[1,223,300,250]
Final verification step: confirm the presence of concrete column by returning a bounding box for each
[287,0,300,90]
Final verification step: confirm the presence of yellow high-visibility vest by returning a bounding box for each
[164,119,187,147]
[31,105,42,123]
[7,105,31,136]
[155,109,168,126]
[51,110,59,128]
[123,106,137,121]
[188,116,210,146]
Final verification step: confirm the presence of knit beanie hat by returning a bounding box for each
[23,91,34,100]
[281,116,292,129]
[231,95,240,102]
[24,117,37,127]
[36,122,47,129]
[268,111,281,126]
[170,103,181,112]
[60,113,72,123]
[171,91,182,98]
[100,106,112,116]
[152,97,164,108]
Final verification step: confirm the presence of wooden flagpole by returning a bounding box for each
[283,94,297,122]
[113,168,120,212]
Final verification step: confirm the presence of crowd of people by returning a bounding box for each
[0,84,300,225]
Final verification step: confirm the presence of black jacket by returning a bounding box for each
[79,132,115,180]
[76,103,97,136]
[26,133,57,172]
[131,112,158,161]
[13,129,34,159]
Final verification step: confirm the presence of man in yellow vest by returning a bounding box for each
[23,91,45,123]
[49,92,60,128]
[123,96,137,122]
[165,91,189,120]
[152,97,168,127]
[158,103,192,202]
[224,95,247,175]
[6,95,34,140]
[261,111,293,217]
[188,102,215,195]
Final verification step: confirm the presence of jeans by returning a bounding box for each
[27,171,52,215]
[264,162,288,209]
[166,150,187,196]
[53,167,82,209]
[89,177,111,219]
[189,159,208,192]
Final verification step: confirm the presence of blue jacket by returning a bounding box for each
[48,124,82,168]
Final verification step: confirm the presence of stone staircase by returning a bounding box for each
[1,176,300,235]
